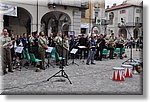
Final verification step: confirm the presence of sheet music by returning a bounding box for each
[46,47,53,53]
[70,48,78,54]
[15,47,24,53]
[78,46,87,49]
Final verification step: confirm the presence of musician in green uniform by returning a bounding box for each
[116,34,125,59]
[1,29,13,75]
[54,33,63,57]
[63,34,69,65]
[108,33,116,59]
[38,31,48,70]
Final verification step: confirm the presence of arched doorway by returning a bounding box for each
[41,11,71,36]
[91,26,100,34]
[119,28,127,38]
[3,7,32,35]
[133,28,140,39]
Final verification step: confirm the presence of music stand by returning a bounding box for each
[45,47,55,68]
[68,48,79,66]
[46,23,72,84]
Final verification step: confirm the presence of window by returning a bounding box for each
[135,17,140,23]
[81,10,86,18]
[120,10,126,14]
[109,12,114,25]
[136,9,141,13]
[95,12,98,17]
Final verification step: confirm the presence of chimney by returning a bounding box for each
[107,5,109,9]
[113,3,116,7]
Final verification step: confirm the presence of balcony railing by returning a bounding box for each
[118,22,143,28]
[48,0,89,9]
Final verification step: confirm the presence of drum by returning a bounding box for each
[121,64,133,78]
[112,67,125,81]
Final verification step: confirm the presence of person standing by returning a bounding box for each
[1,29,14,75]
[96,34,106,61]
[63,34,69,66]
[79,34,88,59]
[108,33,116,59]
[86,34,96,65]
[116,34,125,59]
[38,31,48,70]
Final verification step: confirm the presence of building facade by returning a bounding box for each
[0,0,89,36]
[81,0,105,35]
[105,1,143,39]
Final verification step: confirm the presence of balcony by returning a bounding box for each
[48,0,89,9]
[118,22,143,28]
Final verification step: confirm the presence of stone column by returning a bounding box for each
[0,14,4,33]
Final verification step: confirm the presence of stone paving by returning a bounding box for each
[1,49,143,95]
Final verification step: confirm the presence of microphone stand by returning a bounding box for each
[121,19,136,64]
[46,23,72,84]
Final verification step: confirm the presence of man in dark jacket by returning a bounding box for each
[96,34,106,61]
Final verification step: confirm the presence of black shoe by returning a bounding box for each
[8,70,14,73]
[91,63,96,65]
[86,63,90,65]
[3,71,7,75]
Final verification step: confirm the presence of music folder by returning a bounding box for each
[15,47,24,53]
[70,48,78,54]
[46,47,53,53]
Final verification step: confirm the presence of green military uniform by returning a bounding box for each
[55,36,63,57]
[63,39,69,65]
[117,36,125,59]
[38,36,47,69]
[1,35,13,73]
[108,36,116,59]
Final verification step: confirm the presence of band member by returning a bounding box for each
[38,31,48,70]
[1,29,14,75]
[108,33,116,59]
[86,34,96,65]
[79,34,88,59]
[96,34,106,61]
[29,31,39,58]
[116,34,125,59]
[54,33,63,57]
[63,34,69,65]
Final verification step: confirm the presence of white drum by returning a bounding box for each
[112,67,125,81]
[121,64,133,78]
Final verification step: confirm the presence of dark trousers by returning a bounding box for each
[117,44,124,59]
[109,48,114,59]
[38,48,46,69]
[2,48,13,72]
[95,48,103,60]
[80,49,87,59]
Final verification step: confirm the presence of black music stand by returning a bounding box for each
[46,23,72,84]
[45,47,55,68]
[68,48,79,66]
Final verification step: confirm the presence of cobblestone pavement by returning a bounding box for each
[1,49,143,95]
